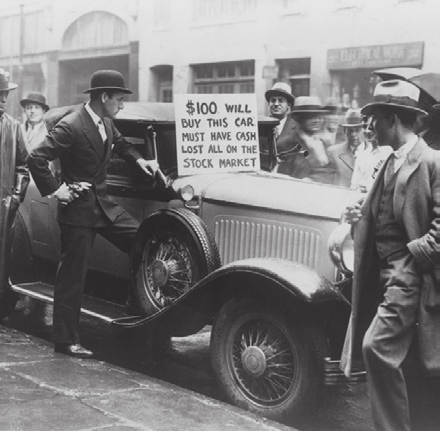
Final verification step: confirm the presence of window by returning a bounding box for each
[193,61,255,94]
[151,65,173,102]
[276,58,311,97]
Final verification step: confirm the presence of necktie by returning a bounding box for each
[97,119,107,143]
[384,154,395,186]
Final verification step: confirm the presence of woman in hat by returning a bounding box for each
[20,92,49,152]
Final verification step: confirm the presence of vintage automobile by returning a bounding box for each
[1,101,363,424]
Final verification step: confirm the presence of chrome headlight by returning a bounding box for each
[328,223,354,275]
[179,184,195,202]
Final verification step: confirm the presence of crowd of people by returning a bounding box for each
[268,79,440,431]
[2,65,440,431]
[266,81,394,191]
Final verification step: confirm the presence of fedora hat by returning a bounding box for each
[291,96,329,114]
[265,82,295,105]
[20,92,49,111]
[83,70,132,94]
[361,80,427,117]
[340,109,363,128]
[0,68,17,92]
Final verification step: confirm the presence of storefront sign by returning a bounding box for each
[174,93,260,176]
[327,42,424,70]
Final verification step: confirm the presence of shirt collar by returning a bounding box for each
[276,117,287,131]
[85,102,102,126]
[393,135,418,160]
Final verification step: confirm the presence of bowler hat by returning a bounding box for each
[361,80,427,117]
[0,68,17,92]
[340,109,363,128]
[265,82,295,105]
[20,92,49,111]
[291,96,329,114]
[83,70,132,94]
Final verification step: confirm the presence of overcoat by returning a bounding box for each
[341,138,440,377]
[27,104,142,227]
[0,113,29,293]
[327,141,355,187]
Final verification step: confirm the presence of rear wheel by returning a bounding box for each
[131,208,220,316]
[211,297,326,423]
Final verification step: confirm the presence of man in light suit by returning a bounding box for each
[327,109,365,187]
[341,80,440,431]
[28,70,157,358]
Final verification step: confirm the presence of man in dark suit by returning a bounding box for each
[327,109,366,187]
[264,82,302,175]
[341,80,440,431]
[28,70,157,358]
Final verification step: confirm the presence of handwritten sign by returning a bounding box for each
[174,94,260,175]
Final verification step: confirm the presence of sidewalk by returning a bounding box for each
[0,324,296,431]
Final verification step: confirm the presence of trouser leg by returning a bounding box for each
[53,225,96,345]
[362,253,421,431]
[96,213,140,308]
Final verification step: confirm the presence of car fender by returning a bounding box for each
[115,257,350,335]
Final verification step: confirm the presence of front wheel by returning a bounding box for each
[131,208,220,317]
[210,297,326,424]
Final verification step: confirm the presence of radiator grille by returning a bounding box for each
[214,217,323,268]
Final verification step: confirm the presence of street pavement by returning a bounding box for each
[0,323,295,431]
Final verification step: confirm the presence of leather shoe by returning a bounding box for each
[54,343,94,358]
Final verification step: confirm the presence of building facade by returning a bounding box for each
[1,0,439,118]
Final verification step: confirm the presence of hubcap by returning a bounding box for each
[150,260,169,287]
[241,345,267,377]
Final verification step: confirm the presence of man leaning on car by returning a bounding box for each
[27,70,158,358]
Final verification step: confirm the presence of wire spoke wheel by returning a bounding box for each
[143,232,194,308]
[211,298,325,423]
[132,208,220,317]
[232,318,296,406]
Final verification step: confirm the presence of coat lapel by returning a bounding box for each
[339,144,355,170]
[79,106,105,160]
[394,138,427,220]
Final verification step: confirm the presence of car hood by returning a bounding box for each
[173,171,361,220]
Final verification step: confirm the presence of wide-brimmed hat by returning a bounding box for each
[361,80,428,117]
[340,109,363,128]
[0,68,17,92]
[83,70,132,94]
[291,96,329,114]
[265,82,295,105]
[20,92,49,111]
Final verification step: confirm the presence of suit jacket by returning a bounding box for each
[327,141,355,187]
[341,138,440,376]
[275,116,300,155]
[28,104,142,227]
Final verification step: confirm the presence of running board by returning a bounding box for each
[11,282,145,327]
[324,358,366,385]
